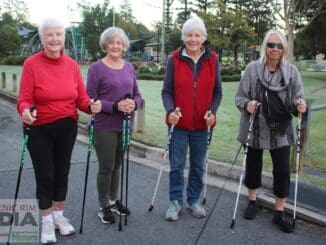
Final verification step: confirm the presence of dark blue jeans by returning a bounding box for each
[168,128,208,205]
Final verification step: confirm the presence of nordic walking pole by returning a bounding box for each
[148,124,175,212]
[293,112,302,228]
[124,112,131,226]
[230,104,260,229]
[148,107,180,212]
[79,105,96,234]
[7,106,35,245]
[202,122,212,204]
[119,111,127,231]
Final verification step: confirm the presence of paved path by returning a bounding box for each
[0,97,325,245]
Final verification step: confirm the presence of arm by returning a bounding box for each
[75,64,91,113]
[210,59,223,113]
[86,64,115,114]
[161,55,175,115]
[235,65,253,113]
[17,61,34,116]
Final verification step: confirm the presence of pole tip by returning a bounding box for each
[148,205,154,212]
[230,220,235,229]
[202,198,206,204]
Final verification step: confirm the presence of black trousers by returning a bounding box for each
[244,146,291,198]
[26,117,77,210]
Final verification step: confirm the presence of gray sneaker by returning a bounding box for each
[188,202,206,218]
[165,200,181,221]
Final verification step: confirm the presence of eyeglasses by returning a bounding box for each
[266,42,284,50]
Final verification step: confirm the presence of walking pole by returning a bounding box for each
[124,113,131,226]
[230,104,260,229]
[202,125,212,204]
[293,112,302,228]
[148,125,175,212]
[148,107,180,212]
[79,113,95,234]
[119,112,127,231]
[7,106,35,245]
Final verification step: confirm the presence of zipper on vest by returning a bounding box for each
[193,80,197,129]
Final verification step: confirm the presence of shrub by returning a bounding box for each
[0,55,27,65]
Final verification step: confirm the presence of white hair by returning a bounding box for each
[259,29,288,64]
[99,27,130,53]
[181,17,207,41]
[38,17,65,38]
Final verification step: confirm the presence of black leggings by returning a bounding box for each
[26,118,77,210]
[244,146,291,198]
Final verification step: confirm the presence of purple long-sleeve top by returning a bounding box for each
[86,60,142,132]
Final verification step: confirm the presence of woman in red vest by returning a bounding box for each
[161,17,222,221]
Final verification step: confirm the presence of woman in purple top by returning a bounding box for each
[86,27,142,224]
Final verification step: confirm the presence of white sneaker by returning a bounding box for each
[54,216,75,235]
[41,220,57,244]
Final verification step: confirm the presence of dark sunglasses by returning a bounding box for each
[267,42,284,50]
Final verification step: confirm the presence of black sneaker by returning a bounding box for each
[98,206,115,224]
[244,200,257,220]
[273,211,294,233]
[109,200,130,216]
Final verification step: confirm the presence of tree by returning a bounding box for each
[228,0,276,45]
[269,0,326,62]
[2,0,29,24]
[0,12,21,56]
[79,1,115,59]
[193,0,215,13]
[120,0,133,22]
[295,11,326,59]
[200,1,256,63]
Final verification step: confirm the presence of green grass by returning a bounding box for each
[1,65,325,187]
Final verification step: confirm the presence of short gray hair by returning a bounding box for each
[181,17,207,41]
[99,27,130,53]
[38,17,65,38]
[259,29,288,64]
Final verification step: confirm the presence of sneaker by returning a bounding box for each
[41,220,57,244]
[109,200,130,216]
[54,216,75,235]
[273,211,294,233]
[165,200,181,221]
[98,206,115,224]
[187,202,206,218]
[244,200,258,220]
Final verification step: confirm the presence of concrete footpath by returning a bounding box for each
[0,96,325,245]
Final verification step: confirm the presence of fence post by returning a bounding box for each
[12,73,17,93]
[136,98,145,133]
[1,72,6,89]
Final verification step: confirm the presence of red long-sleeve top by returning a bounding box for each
[17,49,90,126]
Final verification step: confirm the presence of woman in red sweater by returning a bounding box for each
[17,17,101,244]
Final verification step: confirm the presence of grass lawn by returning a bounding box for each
[1,65,325,187]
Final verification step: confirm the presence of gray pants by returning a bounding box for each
[93,131,123,207]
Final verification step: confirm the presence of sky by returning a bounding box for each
[23,0,164,30]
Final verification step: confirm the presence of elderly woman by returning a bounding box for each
[235,29,306,233]
[17,18,100,244]
[86,27,142,224]
[161,17,222,221]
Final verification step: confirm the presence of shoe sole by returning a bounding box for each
[55,226,75,236]
[41,238,57,244]
[97,212,115,224]
[165,216,178,221]
[110,208,128,216]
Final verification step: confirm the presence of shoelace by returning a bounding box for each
[55,216,70,226]
[43,221,55,235]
